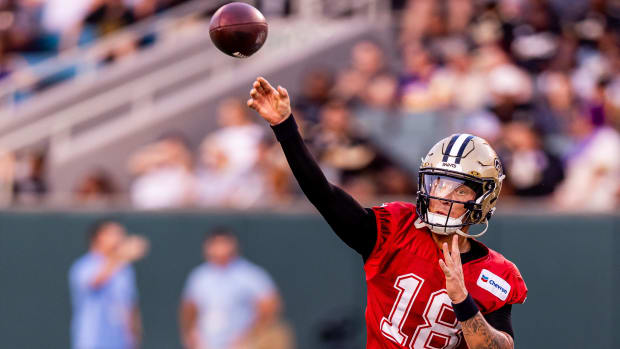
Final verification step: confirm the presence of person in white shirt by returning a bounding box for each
[179,228,290,349]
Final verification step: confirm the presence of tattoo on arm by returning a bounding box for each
[460,312,514,349]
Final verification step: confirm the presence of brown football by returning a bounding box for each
[209,2,268,58]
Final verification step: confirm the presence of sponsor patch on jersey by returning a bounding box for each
[477,269,510,301]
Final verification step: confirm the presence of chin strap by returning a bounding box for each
[414,218,489,238]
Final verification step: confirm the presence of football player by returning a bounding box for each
[247,77,527,349]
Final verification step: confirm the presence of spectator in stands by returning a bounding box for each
[128,132,196,209]
[306,100,376,184]
[42,0,95,49]
[483,47,534,123]
[293,69,333,125]
[363,73,399,111]
[553,111,620,211]
[196,98,265,208]
[12,150,47,204]
[0,148,15,205]
[251,136,297,207]
[74,168,117,204]
[334,40,388,105]
[69,220,148,349]
[398,42,438,112]
[179,227,292,349]
[374,166,416,197]
[499,121,564,197]
[126,0,158,21]
[85,0,135,36]
[340,175,377,206]
[3,0,47,53]
[533,71,575,150]
[429,38,488,112]
[256,0,291,17]
[99,31,139,64]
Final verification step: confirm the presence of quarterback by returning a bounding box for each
[247,77,527,349]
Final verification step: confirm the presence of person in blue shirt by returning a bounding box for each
[179,227,285,349]
[69,220,149,349]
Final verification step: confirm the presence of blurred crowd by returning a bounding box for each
[127,0,620,211]
[0,0,295,98]
[0,0,196,92]
[1,0,619,211]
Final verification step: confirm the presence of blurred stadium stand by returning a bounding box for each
[0,0,617,210]
[0,0,395,206]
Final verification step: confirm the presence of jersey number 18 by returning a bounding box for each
[380,273,463,348]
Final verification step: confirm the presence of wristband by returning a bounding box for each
[452,294,480,322]
[271,114,297,142]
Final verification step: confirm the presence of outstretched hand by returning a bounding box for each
[115,235,149,263]
[438,234,469,304]
[247,77,291,125]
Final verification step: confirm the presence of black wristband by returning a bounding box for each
[452,294,480,322]
[270,114,298,142]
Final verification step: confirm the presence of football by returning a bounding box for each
[209,2,268,58]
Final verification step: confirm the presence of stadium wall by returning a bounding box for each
[0,211,617,349]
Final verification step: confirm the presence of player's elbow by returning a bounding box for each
[468,331,513,349]
[502,331,514,349]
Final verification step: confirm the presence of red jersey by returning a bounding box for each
[365,202,527,349]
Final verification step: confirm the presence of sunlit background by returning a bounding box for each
[0,0,617,348]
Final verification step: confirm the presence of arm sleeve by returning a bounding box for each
[483,304,514,339]
[271,115,377,260]
[182,270,200,304]
[247,267,277,300]
[70,260,100,293]
[127,267,138,303]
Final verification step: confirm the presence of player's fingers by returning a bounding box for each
[253,80,263,92]
[277,85,288,98]
[441,242,453,267]
[438,259,450,277]
[258,77,275,94]
[250,88,259,99]
[247,98,255,109]
[451,235,462,266]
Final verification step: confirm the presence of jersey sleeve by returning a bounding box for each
[69,258,101,293]
[246,265,277,300]
[467,252,528,313]
[365,202,416,277]
[506,264,528,304]
[182,268,202,304]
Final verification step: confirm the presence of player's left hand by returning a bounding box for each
[439,235,469,304]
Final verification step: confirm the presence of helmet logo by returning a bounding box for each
[440,162,463,171]
[441,162,457,168]
[494,158,503,175]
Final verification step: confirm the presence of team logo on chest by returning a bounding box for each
[476,269,511,301]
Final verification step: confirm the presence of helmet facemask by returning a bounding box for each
[416,169,494,238]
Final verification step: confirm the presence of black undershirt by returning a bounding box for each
[271,115,513,338]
